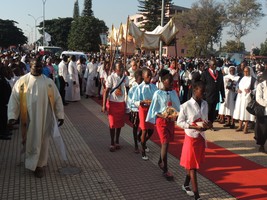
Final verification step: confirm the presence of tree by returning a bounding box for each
[0,19,27,48]
[82,0,93,17]
[176,0,225,57]
[68,16,108,52]
[260,39,267,56]
[221,40,245,53]
[73,0,80,18]
[225,0,264,48]
[138,0,172,31]
[38,18,73,49]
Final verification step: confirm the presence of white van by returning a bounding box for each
[37,46,62,55]
[60,51,88,61]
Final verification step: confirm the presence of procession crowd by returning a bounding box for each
[0,50,267,200]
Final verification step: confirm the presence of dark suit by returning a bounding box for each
[0,76,12,134]
[201,68,225,123]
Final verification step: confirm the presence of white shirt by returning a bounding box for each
[177,98,208,138]
[58,60,68,82]
[106,73,129,102]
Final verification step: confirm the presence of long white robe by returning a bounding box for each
[66,61,80,101]
[219,74,239,116]
[233,76,256,121]
[8,73,64,171]
[84,62,98,96]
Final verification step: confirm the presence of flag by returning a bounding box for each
[99,33,107,45]
[44,32,51,42]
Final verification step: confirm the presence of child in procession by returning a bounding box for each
[132,67,158,160]
[177,80,212,200]
[127,69,143,153]
[146,73,180,181]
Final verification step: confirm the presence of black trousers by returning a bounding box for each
[59,76,66,104]
[0,105,8,134]
[208,102,217,123]
[255,116,267,146]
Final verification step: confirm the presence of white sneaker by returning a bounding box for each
[182,185,194,197]
[142,155,149,161]
[145,147,150,153]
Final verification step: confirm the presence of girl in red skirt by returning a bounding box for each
[146,73,180,180]
[177,80,212,200]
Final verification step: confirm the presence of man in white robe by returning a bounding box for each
[66,55,80,101]
[8,59,64,178]
[84,58,98,98]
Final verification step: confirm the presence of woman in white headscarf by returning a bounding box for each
[233,66,257,133]
[218,66,240,128]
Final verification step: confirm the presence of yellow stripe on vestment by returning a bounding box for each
[19,83,28,145]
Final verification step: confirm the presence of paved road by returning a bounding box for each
[1,97,265,200]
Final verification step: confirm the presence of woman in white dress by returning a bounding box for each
[233,66,257,133]
[218,66,239,128]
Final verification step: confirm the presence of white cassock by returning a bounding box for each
[84,62,98,96]
[8,73,65,171]
[233,76,256,121]
[66,60,80,101]
[218,74,239,116]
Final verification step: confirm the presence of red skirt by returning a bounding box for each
[139,106,154,130]
[106,101,125,128]
[180,134,205,169]
[156,118,174,144]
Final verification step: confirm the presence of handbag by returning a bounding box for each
[246,95,265,117]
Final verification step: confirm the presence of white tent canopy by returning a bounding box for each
[128,18,179,50]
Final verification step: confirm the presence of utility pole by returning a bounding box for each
[42,0,47,46]
[159,0,165,66]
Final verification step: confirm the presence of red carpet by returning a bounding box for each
[93,98,267,200]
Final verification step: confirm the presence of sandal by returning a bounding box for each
[109,145,116,152]
[235,127,243,132]
[158,162,164,171]
[163,171,174,181]
[115,144,121,150]
[134,148,140,154]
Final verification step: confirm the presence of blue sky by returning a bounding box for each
[1,0,266,50]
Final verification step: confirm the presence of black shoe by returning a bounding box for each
[229,124,235,129]
[259,146,266,153]
[63,102,69,106]
[0,135,11,140]
[210,128,218,131]
[223,124,231,127]
[85,95,89,99]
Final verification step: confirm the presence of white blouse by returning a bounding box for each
[177,98,208,138]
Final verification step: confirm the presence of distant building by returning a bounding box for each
[130,4,190,57]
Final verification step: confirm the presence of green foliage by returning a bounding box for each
[138,0,172,31]
[253,47,260,56]
[38,18,73,50]
[73,0,80,19]
[260,39,267,56]
[82,0,93,17]
[176,0,225,57]
[68,16,108,52]
[221,40,245,53]
[225,0,264,47]
[0,19,27,48]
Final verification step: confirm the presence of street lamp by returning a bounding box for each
[26,24,34,44]
[42,0,47,46]
[28,14,43,50]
